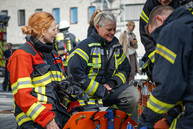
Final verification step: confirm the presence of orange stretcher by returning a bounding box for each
[63,110,138,129]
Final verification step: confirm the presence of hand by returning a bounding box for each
[46,120,59,129]
[103,84,112,94]
[129,37,135,44]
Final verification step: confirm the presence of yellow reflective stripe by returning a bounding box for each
[33,71,63,86]
[142,61,148,69]
[56,36,64,41]
[79,99,102,106]
[115,72,126,83]
[148,50,155,63]
[75,37,79,42]
[85,79,99,96]
[140,10,149,23]
[155,43,177,64]
[147,95,174,114]
[88,63,101,67]
[12,77,33,95]
[26,103,46,121]
[67,40,71,51]
[169,113,181,129]
[118,53,126,65]
[63,99,70,107]
[88,43,101,47]
[68,48,89,63]
[16,112,32,126]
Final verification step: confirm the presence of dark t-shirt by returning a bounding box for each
[3,50,11,64]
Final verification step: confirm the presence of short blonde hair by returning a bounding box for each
[94,11,116,28]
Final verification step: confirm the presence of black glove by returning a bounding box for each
[146,60,154,82]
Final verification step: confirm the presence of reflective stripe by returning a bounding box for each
[148,51,155,63]
[26,103,46,121]
[88,43,101,47]
[79,99,102,106]
[16,112,32,126]
[147,95,174,114]
[118,53,126,65]
[169,113,181,129]
[75,37,79,42]
[142,60,148,69]
[88,63,101,67]
[85,79,99,96]
[67,40,71,51]
[115,72,126,83]
[140,10,149,23]
[12,77,33,95]
[155,43,176,64]
[68,48,89,63]
[56,36,64,41]
[33,71,63,86]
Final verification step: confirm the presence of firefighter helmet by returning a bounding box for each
[59,20,70,30]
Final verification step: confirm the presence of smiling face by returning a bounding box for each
[96,20,116,43]
[41,21,57,44]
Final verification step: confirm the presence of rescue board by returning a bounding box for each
[63,110,137,129]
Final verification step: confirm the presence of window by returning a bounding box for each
[123,4,144,21]
[18,10,25,26]
[70,7,78,24]
[1,10,8,16]
[53,8,60,24]
[35,9,42,12]
[88,6,95,22]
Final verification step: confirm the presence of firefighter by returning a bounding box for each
[55,20,80,69]
[138,5,193,128]
[7,12,80,129]
[139,0,180,81]
[67,11,140,117]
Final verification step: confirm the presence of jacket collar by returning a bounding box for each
[151,7,188,41]
[27,36,54,53]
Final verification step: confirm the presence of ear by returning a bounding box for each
[156,15,164,24]
[95,24,100,31]
[41,28,46,36]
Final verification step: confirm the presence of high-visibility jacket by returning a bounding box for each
[67,29,131,108]
[139,0,179,62]
[7,37,70,128]
[54,30,80,66]
[139,7,193,128]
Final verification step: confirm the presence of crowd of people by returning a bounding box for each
[0,0,193,128]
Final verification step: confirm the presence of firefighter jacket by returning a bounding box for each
[139,0,179,62]
[139,7,193,128]
[7,37,70,128]
[67,29,131,108]
[55,30,80,66]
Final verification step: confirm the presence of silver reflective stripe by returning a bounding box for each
[33,75,51,85]
[87,81,97,95]
[148,98,171,112]
[156,47,176,61]
[29,105,42,118]
[12,80,31,91]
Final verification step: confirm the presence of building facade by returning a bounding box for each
[0,0,146,56]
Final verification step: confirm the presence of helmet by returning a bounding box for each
[59,20,70,30]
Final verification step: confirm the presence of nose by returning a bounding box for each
[110,30,115,35]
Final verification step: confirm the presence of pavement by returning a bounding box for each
[0,77,17,129]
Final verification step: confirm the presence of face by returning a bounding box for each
[96,20,116,43]
[127,23,135,31]
[41,21,57,44]
[7,44,12,50]
[158,0,172,5]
